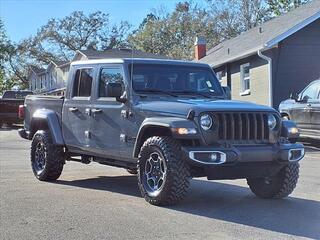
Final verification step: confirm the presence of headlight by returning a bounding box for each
[200,114,213,131]
[268,114,277,130]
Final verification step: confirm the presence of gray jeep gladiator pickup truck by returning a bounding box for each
[19,58,304,206]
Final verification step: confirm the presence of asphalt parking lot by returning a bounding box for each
[1,128,319,240]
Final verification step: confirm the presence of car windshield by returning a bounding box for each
[130,64,223,97]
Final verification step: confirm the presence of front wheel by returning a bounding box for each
[247,163,300,199]
[137,136,190,206]
[31,130,65,181]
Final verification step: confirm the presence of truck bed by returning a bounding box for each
[24,95,64,129]
[0,99,25,124]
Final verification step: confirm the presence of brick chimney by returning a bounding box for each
[194,36,206,60]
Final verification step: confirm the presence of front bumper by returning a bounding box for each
[182,143,304,179]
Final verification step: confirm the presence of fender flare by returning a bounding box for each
[30,109,64,145]
[133,117,199,158]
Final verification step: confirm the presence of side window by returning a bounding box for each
[300,82,320,100]
[73,68,93,97]
[99,67,124,97]
[240,63,250,95]
[216,71,223,84]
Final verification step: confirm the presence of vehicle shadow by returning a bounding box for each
[55,176,320,239]
[300,140,320,152]
[0,124,21,131]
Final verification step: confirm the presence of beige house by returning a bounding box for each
[197,1,320,108]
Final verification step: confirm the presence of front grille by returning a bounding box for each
[215,112,270,143]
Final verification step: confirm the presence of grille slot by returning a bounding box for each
[215,112,269,143]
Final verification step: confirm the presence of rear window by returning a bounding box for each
[73,68,93,97]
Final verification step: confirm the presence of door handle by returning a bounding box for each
[85,108,91,116]
[91,108,103,114]
[69,107,78,112]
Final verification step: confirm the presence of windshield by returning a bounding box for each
[2,91,33,99]
[130,64,223,97]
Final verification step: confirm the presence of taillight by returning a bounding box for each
[18,105,25,119]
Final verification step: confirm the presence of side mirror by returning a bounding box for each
[106,82,122,98]
[290,92,299,101]
[222,86,231,100]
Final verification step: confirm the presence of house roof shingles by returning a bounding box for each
[199,0,320,67]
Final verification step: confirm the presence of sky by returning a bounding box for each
[0,0,204,42]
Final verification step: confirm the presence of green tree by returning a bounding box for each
[0,19,16,94]
[128,2,219,60]
[3,11,131,91]
[268,0,311,16]
[207,0,268,40]
[30,11,131,61]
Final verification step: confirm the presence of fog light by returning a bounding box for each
[189,151,226,164]
[210,153,218,161]
[288,148,304,161]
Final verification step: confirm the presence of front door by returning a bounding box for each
[62,67,94,151]
[90,65,126,159]
[308,82,320,133]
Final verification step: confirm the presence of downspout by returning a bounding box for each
[257,49,273,107]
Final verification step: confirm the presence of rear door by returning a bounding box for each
[62,67,95,151]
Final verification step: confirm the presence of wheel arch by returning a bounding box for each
[133,117,200,158]
[133,124,172,158]
[280,111,290,119]
[30,109,64,145]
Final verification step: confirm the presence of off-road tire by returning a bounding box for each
[127,168,138,175]
[247,162,300,199]
[137,136,190,206]
[31,130,64,181]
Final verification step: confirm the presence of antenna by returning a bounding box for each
[130,43,134,86]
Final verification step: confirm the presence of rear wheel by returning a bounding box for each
[247,163,300,199]
[31,130,64,181]
[137,136,190,206]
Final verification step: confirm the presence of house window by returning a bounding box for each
[240,63,250,95]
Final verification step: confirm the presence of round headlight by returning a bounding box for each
[200,114,213,131]
[268,114,277,130]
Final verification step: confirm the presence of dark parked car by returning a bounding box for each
[0,90,33,127]
[19,58,304,206]
[279,80,320,140]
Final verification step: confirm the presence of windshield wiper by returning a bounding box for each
[136,89,178,97]
[171,90,212,98]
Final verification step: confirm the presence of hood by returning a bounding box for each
[137,98,276,117]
